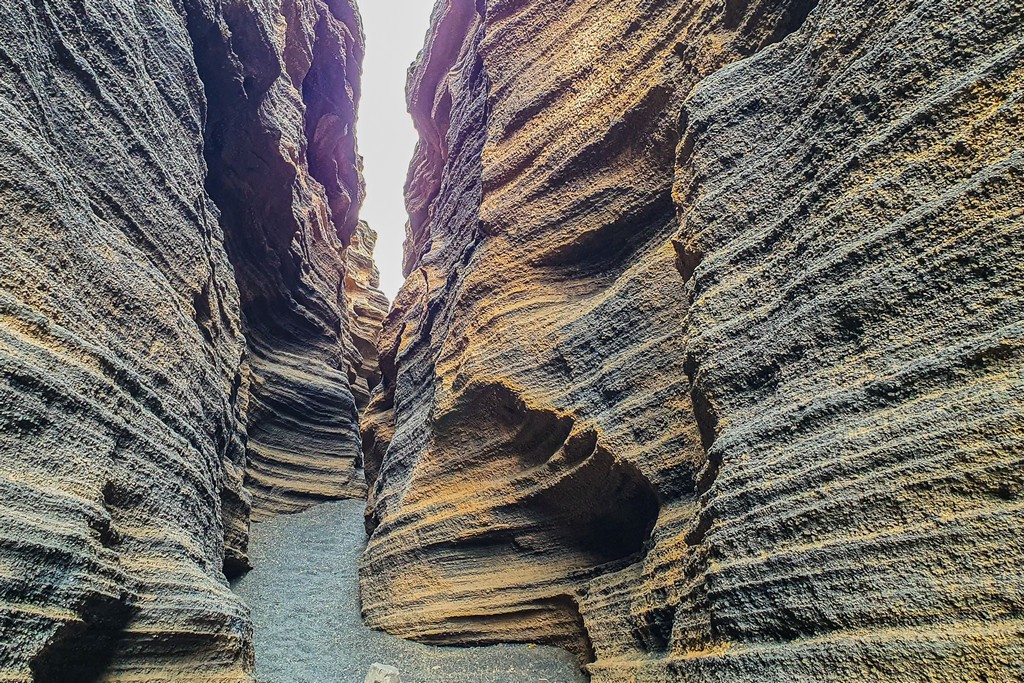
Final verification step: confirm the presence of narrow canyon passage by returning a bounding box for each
[231,500,587,683]
[0,0,1021,681]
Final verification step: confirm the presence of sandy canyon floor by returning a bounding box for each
[232,500,587,683]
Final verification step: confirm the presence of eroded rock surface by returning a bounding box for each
[0,0,379,679]
[186,0,377,520]
[362,1,1024,681]
[347,221,390,413]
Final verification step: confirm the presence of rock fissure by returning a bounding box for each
[2,0,1023,681]
[28,590,138,683]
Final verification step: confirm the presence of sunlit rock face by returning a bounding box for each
[0,0,378,679]
[362,0,1024,680]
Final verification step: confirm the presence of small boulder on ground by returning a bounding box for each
[364,663,400,683]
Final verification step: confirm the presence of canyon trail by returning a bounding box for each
[0,0,1021,681]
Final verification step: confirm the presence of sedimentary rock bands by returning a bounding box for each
[0,0,381,680]
[2,0,1022,680]
[362,1,1024,681]
[184,0,382,521]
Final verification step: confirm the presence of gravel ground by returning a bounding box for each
[232,500,588,683]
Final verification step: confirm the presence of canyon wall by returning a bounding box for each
[187,0,386,521]
[0,0,379,680]
[362,0,1024,681]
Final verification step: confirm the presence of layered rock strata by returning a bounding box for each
[186,0,377,520]
[347,221,390,413]
[362,1,1024,681]
[0,0,379,680]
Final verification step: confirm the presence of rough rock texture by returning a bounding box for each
[186,0,378,520]
[0,0,378,680]
[347,221,390,413]
[362,0,1024,681]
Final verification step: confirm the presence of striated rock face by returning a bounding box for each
[362,0,1024,681]
[0,0,378,680]
[186,0,376,520]
[0,3,252,679]
[347,221,390,413]
[662,1,1024,678]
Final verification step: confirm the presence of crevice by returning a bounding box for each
[89,482,123,549]
[447,595,596,668]
[725,0,821,53]
[760,0,820,50]
[438,380,662,573]
[633,603,676,655]
[182,0,378,528]
[552,594,597,667]
[524,445,660,564]
[531,190,677,283]
[29,591,137,683]
[673,237,704,283]
[685,354,721,455]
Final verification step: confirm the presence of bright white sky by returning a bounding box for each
[358,1,437,302]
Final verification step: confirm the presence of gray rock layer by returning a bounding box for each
[0,0,380,680]
[667,1,1024,679]
[186,0,375,522]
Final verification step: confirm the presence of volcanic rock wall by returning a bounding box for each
[347,221,390,413]
[0,0,378,680]
[186,0,379,520]
[362,0,1024,681]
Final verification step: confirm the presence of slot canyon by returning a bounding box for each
[0,0,1021,681]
